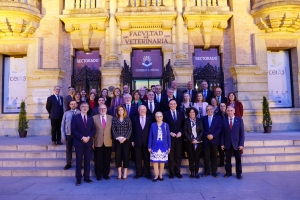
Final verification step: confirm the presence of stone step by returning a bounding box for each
[243,145,300,154]
[245,140,300,147]
[231,153,300,163]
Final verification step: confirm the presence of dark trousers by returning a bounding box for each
[218,145,225,165]
[225,145,242,175]
[168,137,182,175]
[134,144,150,176]
[51,118,62,142]
[203,142,218,174]
[114,139,130,168]
[65,135,74,165]
[75,145,92,181]
[186,142,202,172]
[94,145,112,178]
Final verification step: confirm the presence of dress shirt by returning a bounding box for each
[173,90,177,98]
[208,115,213,127]
[156,94,161,102]
[126,104,131,113]
[81,113,87,122]
[139,115,146,129]
[228,116,235,126]
[170,109,177,119]
[100,114,107,122]
[148,101,155,112]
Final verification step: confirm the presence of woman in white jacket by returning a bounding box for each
[192,92,208,119]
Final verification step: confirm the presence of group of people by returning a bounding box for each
[45,80,245,186]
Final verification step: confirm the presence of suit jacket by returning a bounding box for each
[71,114,96,147]
[148,122,171,149]
[93,114,113,147]
[200,89,214,104]
[184,118,203,143]
[143,101,160,119]
[215,96,227,105]
[201,115,222,145]
[221,116,245,150]
[46,95,64,119]
[91,106,113,116]
[163,110,185,134]
[182,89,197,103]
[173,89,183,106]
[226,101,243,118]
[87,99,99,116]
[110,97,124,115]
[61,109,81,139]
[131,115,152,147]
[104,97,112,108]
[154,93,166,104]
[123,103,138,120]
[63,95,73,111]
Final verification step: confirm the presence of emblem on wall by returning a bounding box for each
[142,55,152,67]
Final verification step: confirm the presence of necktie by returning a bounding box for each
[204,90,207,100]
[230,118,233,130]
[172,111,177,122]
[150,102,153,113]
[189,90,192,99]
[102,116,106,128]
[157,95,160,103]
[208,116,212,128]
[72,110,76,115]
[56,95,61,105]
[141,117,145,129]
[83,115,87,128]
[217,97,220,105]
[127,104,130,114]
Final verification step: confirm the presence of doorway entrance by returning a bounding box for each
[133,79,160,91]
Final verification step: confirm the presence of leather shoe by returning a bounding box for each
[176,173,183,179]
[57,141,63,145]
[159,177,164,181]
[202,173,209,177]
[134,175,141,179]
[76,180,81,186]
[190,171,195,178]
[212,173,218,178]
[52,142,56,146]
[224,173,232,178]
[97,177,102,181]
[237,174,243,180]
[152,178,158,182]
[169,174,174,179]
[103,176,110,180]
[84,179,93,183]
[195,173,200,179]
[145,175,152,179]
[64,164,72,170]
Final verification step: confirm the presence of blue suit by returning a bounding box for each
[71,114,96,181]
[148,122,171,149]
[222,116,245,176]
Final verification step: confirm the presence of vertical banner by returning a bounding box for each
[131,49,163,78]
[193,48,221,68]
[267,51,292,107]
[74,50,101,70]
[3,57,27,113]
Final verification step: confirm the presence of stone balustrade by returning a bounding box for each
[128,0,164,7]
[64,0,104,9]
[0,0,40,10]
[188,0,228,7]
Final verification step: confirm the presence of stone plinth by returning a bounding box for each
[101,61,122,89]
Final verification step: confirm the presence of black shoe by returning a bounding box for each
[237,174,243,180]
[84,179,93,183]
[97,177,102,181]
[190,171,195,178]
[195,173,200,179]
[134,175,141,179]
[103,176,110,180]
[64,164,72,170]
[159,177,164,181]
[212,173,218,178]
[169,174,174,179]
[52,142,56,146]
[57,141,63,145]
[224,173,232,178]
[176,173,183,179]
[145,174,152,180]
[76,180,81,186]
[152,178,158,182]
[202,173,209,177]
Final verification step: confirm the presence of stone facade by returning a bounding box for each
[0,0,299,136]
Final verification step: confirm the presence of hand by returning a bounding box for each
[148,148,152,153]
[238,146,243,150]
[192,140,198,144]
[221,145,225,150]
[167,149,171,154]
[62,138,66,141]
[207,134,213,140]
[92,144,94,150]
[131,142,135,147]
[86,136,90,143]
[170,132,176,137]
[176,132,182,138]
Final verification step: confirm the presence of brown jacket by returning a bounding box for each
[93,114,113,147]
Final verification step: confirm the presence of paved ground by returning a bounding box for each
[0,171,299,200]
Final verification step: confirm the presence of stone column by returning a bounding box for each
[107,0,119,62]
[175,0,186,59]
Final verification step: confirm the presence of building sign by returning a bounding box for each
[267,51,292,107]
[122,30,172,45]
[3,57,27,113]
[32,89,51,103]
[131,49,163,78]
[74,50,101,70]
[193,48,221,68]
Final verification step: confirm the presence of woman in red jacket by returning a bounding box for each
[226,92,243,118]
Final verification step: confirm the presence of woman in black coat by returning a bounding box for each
[184,107,203,179]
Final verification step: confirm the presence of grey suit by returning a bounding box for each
[93,114,113,179]
[63,95,73,112]
[61,109,80,165]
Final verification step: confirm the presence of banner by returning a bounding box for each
[193,48,220,68]
[131,49,163,78]
[3,57,27,113]
[74,50,101,70]
[267,51,292,107]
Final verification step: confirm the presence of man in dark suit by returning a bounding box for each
[46,85,64,146]
[71,102,96,186]
[171,80,183,106]
[124,94,138,120]
[91,97,113,116]
[202,105,223,178]
[221,106,245,180]
[143,91,160,121]
[131,105,152,179]
[217,103,227,167]
[160,88,175,112]
[200,81,214,103]
[154,84,165,105]
[215,87,227,105]
[63,86,74,112]
[182,81,197,103]
[163,99,185,179]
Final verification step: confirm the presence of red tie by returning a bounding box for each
[230,118,233,130]
[102,116,106,128]
[83,115,87,128]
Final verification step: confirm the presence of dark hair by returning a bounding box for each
[115,105,128,118]
[168,99,177,104]
[112,87,121,98]
[186,107,198,117]
[151,85,156,88]
[89,92,96,99]
[227,92,237,102]
[73,91,81,99]
[132,90,141,98]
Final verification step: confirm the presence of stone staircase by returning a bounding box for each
[0,137,300,176]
